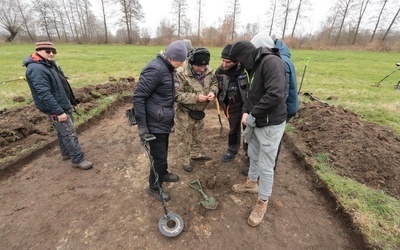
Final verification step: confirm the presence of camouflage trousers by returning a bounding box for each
[175,109,204,165]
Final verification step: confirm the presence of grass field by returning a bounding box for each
[1,44,400,248]
[1,43,399,134]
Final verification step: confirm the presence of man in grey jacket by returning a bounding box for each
[23,40,93,170]
[229,40,287,227]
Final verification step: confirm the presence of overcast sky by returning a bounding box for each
[92,0,332,37]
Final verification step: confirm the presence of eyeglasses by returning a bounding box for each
[194,65,207,69]
[44,50,57,55]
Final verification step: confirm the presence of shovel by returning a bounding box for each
[189,180,218,209]
[303,92,329,107]
[215,99,223,137]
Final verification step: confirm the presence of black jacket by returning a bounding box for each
[133,54,176,134]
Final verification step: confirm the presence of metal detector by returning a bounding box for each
[374,62,400,87]
[141,134,184,237]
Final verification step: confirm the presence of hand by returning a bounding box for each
[242,126,254,143]
[245,113,256,127]
[206,92,215,101]
[57,113,68,123]
[138,126,149,140]
[198,94,208,102]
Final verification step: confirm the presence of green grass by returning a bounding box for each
[314,154,400,249]
[1,44,400,247]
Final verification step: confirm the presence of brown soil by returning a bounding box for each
[1,83,399,249]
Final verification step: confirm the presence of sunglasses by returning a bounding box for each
[44,50,57,55]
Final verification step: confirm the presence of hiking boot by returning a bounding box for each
[221,152,236,162]
[248,198,269,227]
[162,173,179,182]
[148,188,170,202]
[62,154,71,161]
[72,160,93,170]
[183,165,193,172]
[191,155,211,161]
[231,178,258,194]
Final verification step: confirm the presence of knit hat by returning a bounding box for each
[182,39,194,55]
[165,40,187,62]
[221,44,233,61]
[251,32,275,48]
[190,47,210,66]
[35,40,56,51]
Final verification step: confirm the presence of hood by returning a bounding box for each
[23,53,46,67]
[274,39,291,59]
[229,40,257,70]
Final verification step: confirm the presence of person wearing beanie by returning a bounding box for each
[243,36,299,174]
[133,40,186,202]
[215,44,249,162]
[230,40,287,227]
[23,40,93,170]
[174,47,218,172]
[250,31,275,48]
[182,39,194,56]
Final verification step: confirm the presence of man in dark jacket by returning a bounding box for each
[133,40,187,202]
[216,44,248,162]
[251,33,300,171]
[230,40,287,227]
[23,40,93,170]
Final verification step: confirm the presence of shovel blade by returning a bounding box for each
[200,197,218,209]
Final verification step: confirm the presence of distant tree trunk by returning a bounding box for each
[61,0,77,42]
[281,0,292,39]
[370,0,388,43]
[100,0,108,43]
[381,5,400,42]
[196,0,202,43]
[335,0,352,46]
[172,0,187,39]
[230,0,240,40]
[352,0,370,45]
[16,0,35,41]
[268,0,277,36]
[118,0,144,44]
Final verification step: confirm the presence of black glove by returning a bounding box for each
[138,126,149,140]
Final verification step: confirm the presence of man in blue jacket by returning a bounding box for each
[23,41,93,170]
[133,40,187,202]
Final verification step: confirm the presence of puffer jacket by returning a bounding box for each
[23,53,75,115]
[174,64,218,112]
[231,42,287,127]
[133,54,176,134]
[275,39,299,116]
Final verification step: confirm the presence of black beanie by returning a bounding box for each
[191,48,210,65]
[221,44,233,60]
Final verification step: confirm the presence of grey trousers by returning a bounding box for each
[247,121,286,201]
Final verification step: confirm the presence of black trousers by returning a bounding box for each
[148,133,169,190]
[227,101,243,155]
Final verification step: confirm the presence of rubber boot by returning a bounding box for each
[247,198,268,227]
[231,178,258,194]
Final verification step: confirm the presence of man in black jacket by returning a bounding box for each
[133,40,187,202]
[216,44,248,162]
[229,40,287,227]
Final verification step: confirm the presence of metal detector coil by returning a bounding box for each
[158,213,184,237]
[140,133,184,237]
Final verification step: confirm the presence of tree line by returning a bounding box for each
[0,0,399,50]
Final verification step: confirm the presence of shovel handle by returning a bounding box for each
[189,180,209,199]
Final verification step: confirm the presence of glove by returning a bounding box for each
[138,126,149,140]
[243,126,254,144]
[245,114,256,128]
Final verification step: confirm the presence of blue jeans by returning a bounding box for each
[50,112,84,164]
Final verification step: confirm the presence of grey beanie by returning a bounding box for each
[251,32,275,48]
[165,40,187,62]
[182,39,194,55]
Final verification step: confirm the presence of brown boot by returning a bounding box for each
[231,178,258,194]
[247,198,268,227]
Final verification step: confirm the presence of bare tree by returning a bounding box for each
[0,0,25,42]
[352,0,370,45]
[266,0,278,36]
[118,0,144,44]
[171,0,187,38]
[370,0,389,43]
[195,0,203,43]
[281,0,294,39]
[229,0,240,40]
[381,3,400,41]
[334,0,355,46]
[100,0,110,43]
[290,0,310,37]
